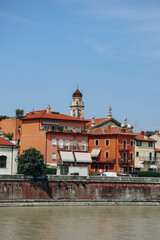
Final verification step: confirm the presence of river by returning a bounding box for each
[0,206,160,240]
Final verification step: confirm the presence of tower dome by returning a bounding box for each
[72,88,82,98]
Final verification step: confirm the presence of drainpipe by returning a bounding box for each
[115,135,118,173]
[11,145,13,175]
[45,132,47,164]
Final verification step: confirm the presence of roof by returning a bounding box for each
[155,148,160,152]
[89,126,136,136]
[22,110,89,122]
[72,88,82,98]
[0,137,14,146]
[135,133,156,142]
[86,118,106,127]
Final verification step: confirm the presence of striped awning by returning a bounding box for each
[74,152,92,163]
[91,148,101,157]
[59,151,75,162]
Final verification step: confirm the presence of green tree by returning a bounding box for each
[18,148,46,177]
[3,132,14,140]
[15,109,24,118]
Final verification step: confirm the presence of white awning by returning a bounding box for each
[135,163,144,169]
[59,151,75,162]
[149,165,157,169]
[91,148,101,157]
[74,152,92,163]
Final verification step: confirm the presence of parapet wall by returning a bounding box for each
[0,175,160,206]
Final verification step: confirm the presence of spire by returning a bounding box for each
[91,115,95,127]
[107,107,112,119]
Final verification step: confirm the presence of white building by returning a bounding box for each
[0,136,18,175]
[135,134,157,171]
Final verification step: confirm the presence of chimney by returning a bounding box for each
[46,105,51,114]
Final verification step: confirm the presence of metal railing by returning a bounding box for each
[57,145,89,151]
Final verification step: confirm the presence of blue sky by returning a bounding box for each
[0,0,160,132]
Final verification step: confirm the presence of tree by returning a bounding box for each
[15,109,24,119]
[18,148,46,177]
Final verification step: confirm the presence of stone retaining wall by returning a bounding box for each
[0,175,160,206]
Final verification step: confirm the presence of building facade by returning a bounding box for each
[135,134,157,171]
[89,126,135,174]
[0,136,18,175]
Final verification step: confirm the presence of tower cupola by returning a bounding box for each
[70,88,84,119]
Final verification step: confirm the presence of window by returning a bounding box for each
[105,139,109,146]
[18,126,21,133]
[123,152,127,161]
[60,166,69,175]
[148,142,153,147]
[59,139,63,149]
[18,139,20,146]
[73,140,77,150]
[149,152,152,161]
[130,152,134,160]
[123,140,127,149]
[94,164,99,172]
[136,152,139,157]
[123,166,127,173]
[82,140,86,151]
[95,139,99,146]
[0,156,7,168]
[130,140,134,147]
[52,125,58,131]
[65,139,70,150]
[105,151,109,159]
[78,109,81,118]
[67,126,73,131]
[52,153,56,160]
[75,127,81,133]
[73,110,76,117]
[136,141,141,146]
[104,165,109,172]
[44,125,49,131]
[52,139,57,146]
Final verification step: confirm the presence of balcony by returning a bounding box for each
[118,158,133,164]
[58,145,89,152]
[118,146,132,152]
[138,157,157,162]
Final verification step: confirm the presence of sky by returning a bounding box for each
[0,0,160,132]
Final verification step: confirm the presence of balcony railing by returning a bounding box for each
[118,146,132,151]
[58,145,89,151]
[118,158,133,164]
[138,157,157,162]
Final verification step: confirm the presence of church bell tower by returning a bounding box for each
[70,88,84,119]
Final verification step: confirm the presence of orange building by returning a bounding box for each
[89,126,136,174]
[0,118,22,152]
[21,105,90,166]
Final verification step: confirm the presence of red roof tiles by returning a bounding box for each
[22,110,89,122]
[0,137,14,146]
[135,133,156,142]
[89,126,136,136]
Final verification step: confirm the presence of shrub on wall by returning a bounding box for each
[130,171,160,177]
[44,168,57,175]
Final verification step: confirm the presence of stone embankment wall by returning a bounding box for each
[0,175,160,206]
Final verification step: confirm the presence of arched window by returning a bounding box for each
[78,109,81,118]
[0,156,7,168]
[73,110,76,117]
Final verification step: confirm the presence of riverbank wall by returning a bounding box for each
[0,175,160,206]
